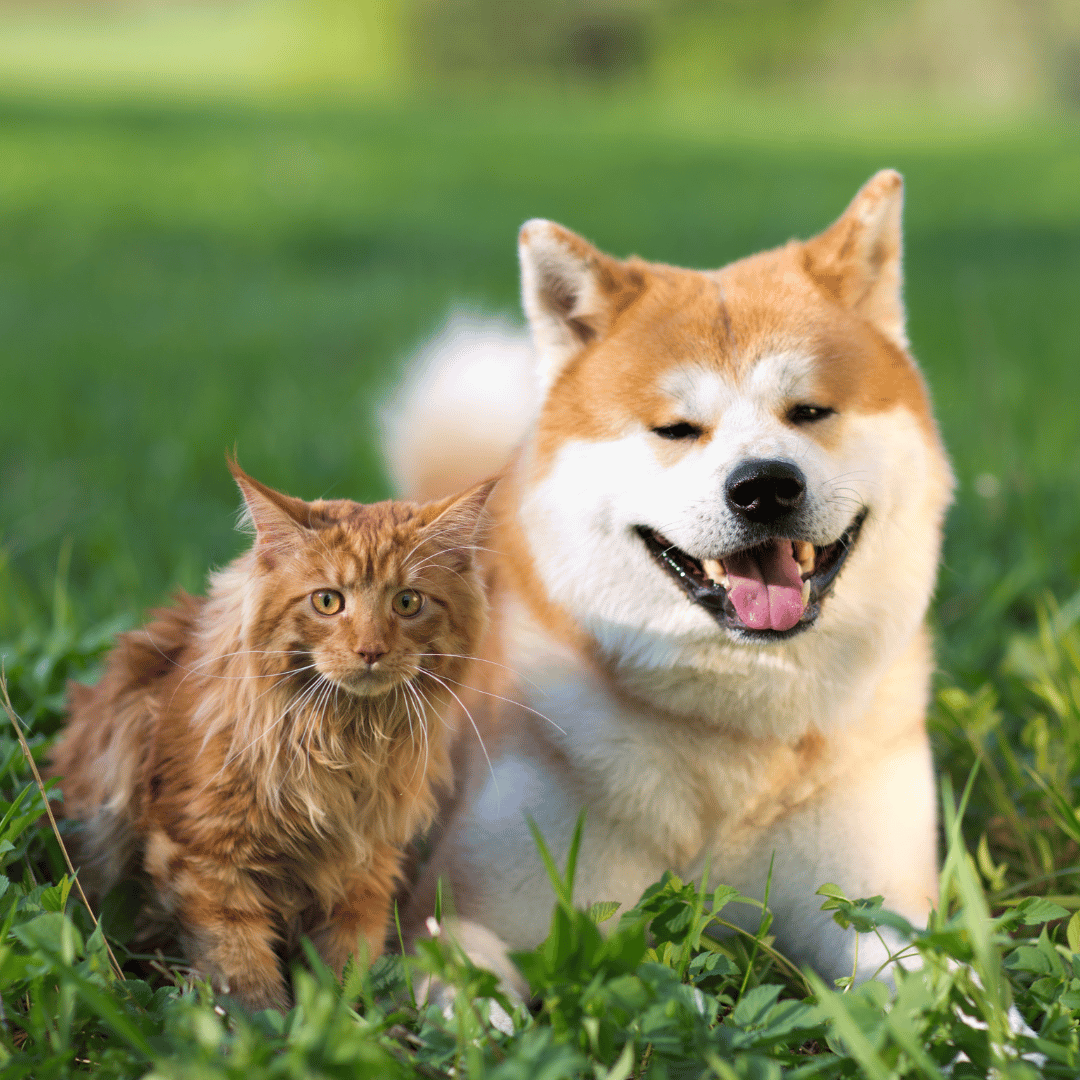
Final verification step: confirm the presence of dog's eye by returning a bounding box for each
[652,422,703,441]
[788,405,835,424]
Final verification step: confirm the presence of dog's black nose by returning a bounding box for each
[725,459,806,524]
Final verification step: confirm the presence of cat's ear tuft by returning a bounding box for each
[421,477,498,553]
[802,169,908,349]
[227,455,313,553]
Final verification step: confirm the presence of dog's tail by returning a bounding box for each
[381,311,537,500]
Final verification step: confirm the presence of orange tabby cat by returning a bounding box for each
[51,459,492,1010]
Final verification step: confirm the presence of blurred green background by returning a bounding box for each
[0,0,1078,683]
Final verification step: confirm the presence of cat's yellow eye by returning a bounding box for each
[311,590,344,616]
[392,589,424,618]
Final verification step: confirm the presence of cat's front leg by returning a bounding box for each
[308,843,401,977]
[145,830,287,1011]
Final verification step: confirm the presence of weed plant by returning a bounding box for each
[1,502,1079,1076]
[0,96,1078,1076]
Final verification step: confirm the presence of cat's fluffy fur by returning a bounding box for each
[51,460,493,1010]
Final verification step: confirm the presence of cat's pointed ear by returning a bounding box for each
[519,220,646,395]
[228,456,313,550]
[802,169,908,349]
[420,477,498,553]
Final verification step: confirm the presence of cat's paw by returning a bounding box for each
[206,970,291,1015]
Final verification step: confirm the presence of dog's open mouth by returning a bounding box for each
[635,510,867,639]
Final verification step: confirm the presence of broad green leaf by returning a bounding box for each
[1006,945,1054,975]
[1067,910,1080,953]
[588,900,620,925]
[815,883,847,904]
[11,911,83,963]
[709,884,745,914]
[728,984,783,1029]
[1011,895,1070,925]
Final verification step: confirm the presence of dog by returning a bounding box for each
[386,170,954,987]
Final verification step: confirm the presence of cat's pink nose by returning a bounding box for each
[357,649,386,666]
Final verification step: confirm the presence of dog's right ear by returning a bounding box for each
[519,220,645,395]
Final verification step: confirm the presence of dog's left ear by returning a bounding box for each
[803,170,907,350]
[518,220,645,394]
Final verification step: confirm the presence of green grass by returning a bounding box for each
[0,92,1079,1076]
[1,94,1078,674]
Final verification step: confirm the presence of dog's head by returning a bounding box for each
[514,172,953,673]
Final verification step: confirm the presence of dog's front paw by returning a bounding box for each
[413,917,527,1036]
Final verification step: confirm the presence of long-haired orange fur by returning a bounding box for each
[51,459,493,1010]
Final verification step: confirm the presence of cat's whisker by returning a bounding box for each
[299,682,324,751]
[398,532,433,567]
[247,664,319,718]
[303,678,335,754]
[401,680,431,790]
[148,631,315,716]
[405,679,433,797]
[229,661,319,682]
[406,533,499,560]
[169,657,319,717]
[399,524,472,567]
[311,679,337,757]
[189,647,312,665]
[407,542,500,574]
[415,652,545,693]
[259,674,323,752]
[408,550,483,576]
[401,681,416,745]
[193,663,320,762]
[399,683,422,788]
[305,679,330,744]
[281,675,322,726]
[144,631,311,679]
[412,561,473,588]
[399,681,424,793]
[191,680,307,801]
[278,693,315,787]
[419,669,565,736]
[343,689,379,766]
[415,669,498,796]
[282,675,330,769]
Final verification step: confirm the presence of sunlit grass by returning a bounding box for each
[1,95,1077,674]
[0,92,1077,1075]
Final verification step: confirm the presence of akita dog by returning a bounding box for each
[388,170,954,985]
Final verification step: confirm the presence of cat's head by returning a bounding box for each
[227,458,494,700]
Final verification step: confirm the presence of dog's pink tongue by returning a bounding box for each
[724,541,805,632]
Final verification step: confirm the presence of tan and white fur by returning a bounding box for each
[389,171,954,986]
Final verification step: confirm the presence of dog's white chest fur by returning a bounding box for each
[457,593,936,970]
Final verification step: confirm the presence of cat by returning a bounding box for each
[50,458,493,1011]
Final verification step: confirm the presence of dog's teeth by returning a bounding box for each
[702,558,725,585]
[801,579,811,606]
[793,540,816,575]
[703,558,730,588]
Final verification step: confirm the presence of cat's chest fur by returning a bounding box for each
[140,669,442,905]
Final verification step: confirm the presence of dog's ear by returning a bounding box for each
[802,170,907,350]
[518,220,645,394]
